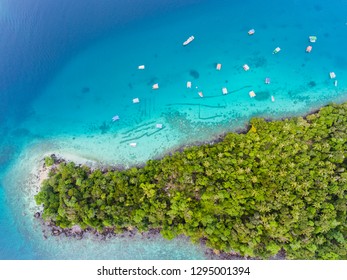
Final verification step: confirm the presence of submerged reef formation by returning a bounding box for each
[35,103,347,260]
[189,69,200,79]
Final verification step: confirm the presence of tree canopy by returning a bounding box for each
[35,102,347,259]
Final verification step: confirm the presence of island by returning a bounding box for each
[35,102,347,260]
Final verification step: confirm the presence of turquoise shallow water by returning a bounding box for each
[0,0,347,259]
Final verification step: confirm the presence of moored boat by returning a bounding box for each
[309,36,317,43]
[273,47,281,54]
[183,36,195,46]
[329,72,336,79]
[112,115,120,121]
[248,29,255,35]
[243,64,250,71]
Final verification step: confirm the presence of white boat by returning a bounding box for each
[334,80,338,87]
[186,81,192,88]
[273,47,281,54]
[329,72,336,79]
[138,65,145,70]
[309,36,317,43]
[198,91,203,98]
[129,143,137,147]
[249,90,256,98]
[216,63,222,70]
[112,115,120,121]
[152,83,159,90]
[243,64,250,71]
[248,29,255,35]
[271,96,275,102]
[156,123,163,129]
[133,98,140,103]
[183,36,194,46]
[222,87,228,95]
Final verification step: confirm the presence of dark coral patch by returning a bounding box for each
[81,87,90,93]
[308,81,316,87]
[254,91,270,101]
[252,56,267,68]
[189,70,199,79]
[147,77,158,85]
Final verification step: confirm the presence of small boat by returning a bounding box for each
[198,91,204,98]
[243,64,250,71]
[129,143,137,147]
[156,123,163,129]
[112,115,120,121]
[334,80,338,87]
[306,46,312,53]
[152,83,159,90]
[271,95,275,102]
[183,36,194,46]
[138,65,145,70]
[248,29,255,35]
[329,72,336,79]
[133,97,140,103]
[216,63,222,70]
[265,77,271,84]
[187,81,192,88]
[273,47,281,54]
[309,36,317,43]
[222,87,228,95]
[249,90,256,98]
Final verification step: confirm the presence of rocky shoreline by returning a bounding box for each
[33,210,281,260]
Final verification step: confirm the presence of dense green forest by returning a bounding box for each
[35,103,347,259]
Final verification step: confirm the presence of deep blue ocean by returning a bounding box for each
[0,0,346,259]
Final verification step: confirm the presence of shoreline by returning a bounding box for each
[33,210,260,260]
